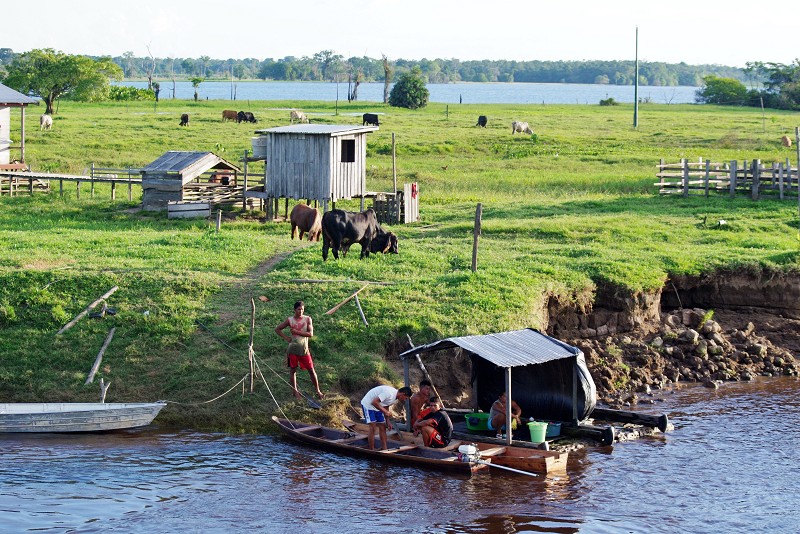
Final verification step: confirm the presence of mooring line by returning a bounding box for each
[164,374,249,406]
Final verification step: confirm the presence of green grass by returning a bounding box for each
[1,99,799,430]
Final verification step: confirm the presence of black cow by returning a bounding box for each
[476,115,487,127]
[237,111,247,123]
[321,208,397,260]
[244,111,257,123]
[179,113,190,126]
[362,113,380,126]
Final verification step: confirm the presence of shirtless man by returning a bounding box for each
[489,391,522,438]
[409,379,433,427]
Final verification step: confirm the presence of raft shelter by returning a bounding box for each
[0,83,38,170]
[140,151,240,212]
[400,328,667,446]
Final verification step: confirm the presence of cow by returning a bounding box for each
[244,111,257,123]
[289,203,322,242]
[781,135,792,148]
[476,115,488,127]
[222,109,238,122]
[40,114,53,130]
[179,113,189,126]
[511,121,533,135]
[290,110,308,124]
[237,111,247,123]
[321,208,397,260]
[362,113,380,126]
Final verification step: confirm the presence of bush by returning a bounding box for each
[108,85,156,101]
[389,67,429,109]
[695,76,748,105]
[599,97,619,106]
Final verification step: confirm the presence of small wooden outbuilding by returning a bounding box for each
[140,151,240,211]
[250,124,378,212]
[0,83,38,169]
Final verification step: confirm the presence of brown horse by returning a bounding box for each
[290,203,322,242]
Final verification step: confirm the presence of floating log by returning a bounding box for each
[591,407,669,432]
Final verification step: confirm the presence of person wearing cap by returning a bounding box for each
[360,384,413,450]
[409,379,433,427]
[488,391,522,438]
[413,396,453,448]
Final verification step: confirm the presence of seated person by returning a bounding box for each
[488,391,522,438]
[412,396,453,448]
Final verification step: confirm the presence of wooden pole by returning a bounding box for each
[504,366,512,445]
[472,203,482,272]
[100,378,111,403]
[392,133,399,223]
[729,160,737,198]
[704,160,710,197]
[354,293,369,326]
[216,209,222,232]
[326,284,370,315]
[682,158,689,197]
[56,286,119,335]
[249,297,255,393]
[85,327,116,384]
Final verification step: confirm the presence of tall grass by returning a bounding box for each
[1,99,798,430]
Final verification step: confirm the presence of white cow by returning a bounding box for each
[40,114,53,130]
[511,121,533,135]
[290,110,309,124]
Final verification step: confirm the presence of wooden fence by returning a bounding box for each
[656,158,800,200]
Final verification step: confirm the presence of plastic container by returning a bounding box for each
[251,136,268,158]
[545,422,561,438]
[528,421,548,443]
[465,412,490,431]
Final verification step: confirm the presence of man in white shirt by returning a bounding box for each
[360,384,413,450]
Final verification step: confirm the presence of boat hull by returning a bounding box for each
[0,402,167,433]
[344,419,568,475]
[272,416,485,475]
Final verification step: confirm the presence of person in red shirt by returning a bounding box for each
[413,396,453,448]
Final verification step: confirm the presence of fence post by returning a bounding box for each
[471,203,482,273]
[779,162,785,200]
[128,169,133,201]
[658,158,665,193]
[751,159,760,200]
[729,160,737,198]
[76,180,81,199]
[90,162,95,198]
[682,158,689,197]
[704,159,710,197]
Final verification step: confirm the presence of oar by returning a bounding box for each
[475,459,539,477]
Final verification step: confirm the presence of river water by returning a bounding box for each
[2,377,798,533]
[122,81,699,105]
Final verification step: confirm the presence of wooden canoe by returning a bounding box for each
[343,419,568,475]
[0,402,166,433]
[272,416,486,475]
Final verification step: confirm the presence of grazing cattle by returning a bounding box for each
[40,114,53,130]
[179,113,190,126]
[290,203,322,242]
[476,115,488,127]
[222,109,238,122]
[290,110,308,123]
[511,121,533,135]
[244,111,257,123]
[237,111,247,123]
[781,135,792,148]
[321,208,397,260]
[362,113,380,126]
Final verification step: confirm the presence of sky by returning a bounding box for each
[6,1,798,68]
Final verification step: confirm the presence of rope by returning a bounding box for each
[164,374,249,406]
[251,353,294,426]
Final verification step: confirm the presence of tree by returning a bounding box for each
[382,54,393,104]
[695,76,748,105]
[4,48,122,114]
[190,77,203,101]
[388,66,429,109]
[313,50,343,81]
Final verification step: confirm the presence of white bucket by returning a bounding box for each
[251,136,268,158]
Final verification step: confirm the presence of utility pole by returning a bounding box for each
[633,26,639,129]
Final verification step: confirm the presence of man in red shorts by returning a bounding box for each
[413,396,453,448]
[275,301,323,400]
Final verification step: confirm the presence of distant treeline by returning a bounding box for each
[0,48,747,87]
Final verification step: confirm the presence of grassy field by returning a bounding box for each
[1,98,799,430]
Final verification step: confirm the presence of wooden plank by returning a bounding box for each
[294,425,322,433]
[85,327,116,384]
[167,202,210,219]
[376,445,417,453]
[57,286,119,335]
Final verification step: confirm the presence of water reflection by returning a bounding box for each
[1,378,798,533]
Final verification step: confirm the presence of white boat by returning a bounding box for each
[0,402,166,433]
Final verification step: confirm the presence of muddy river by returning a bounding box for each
[1,377,798,533]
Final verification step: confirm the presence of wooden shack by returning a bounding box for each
[0,83,38,169]
[249,124,378,212]
[140,151,240,211]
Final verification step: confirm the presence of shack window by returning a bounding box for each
[341,139,355,163]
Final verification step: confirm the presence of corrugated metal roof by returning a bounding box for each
[254,124,378,136]
[141,151,239,173]
[399,328,580,368]
[0,83,38,106]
